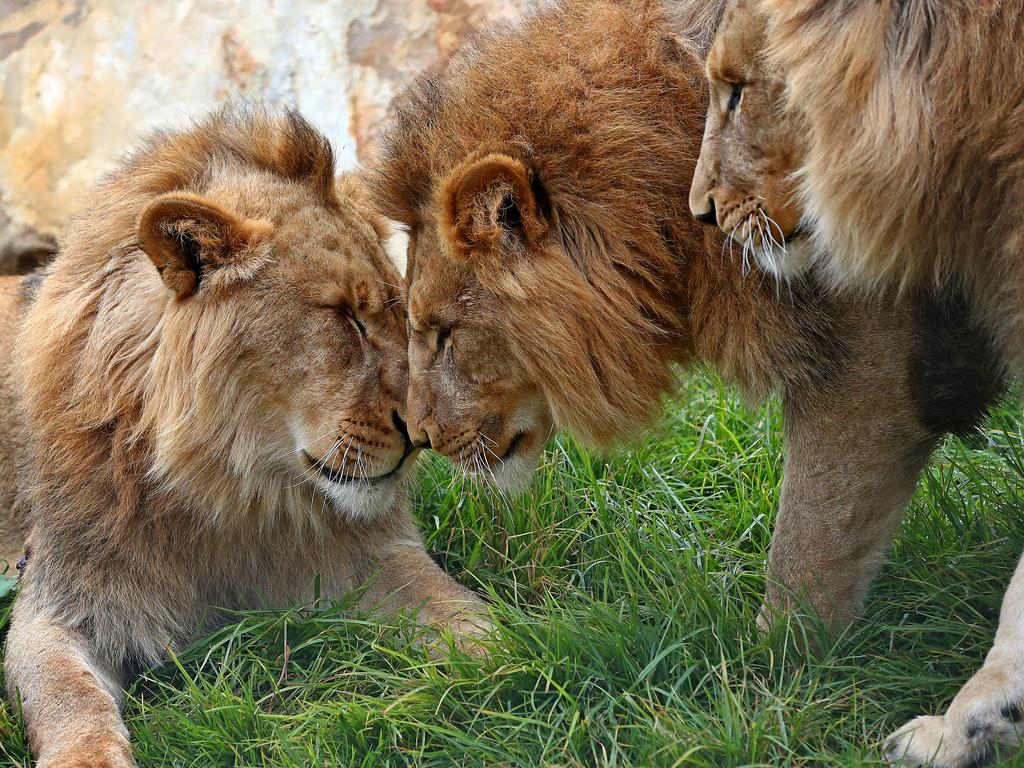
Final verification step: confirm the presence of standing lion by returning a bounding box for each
[705,0,1024,764]
[372,0,1002,662]
[2,107,485,768]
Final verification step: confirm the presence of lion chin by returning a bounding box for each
[480,442,543,493]
[311,450,421,521]
[752,233,815,281]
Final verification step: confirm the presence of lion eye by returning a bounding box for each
[727,83,743,111]
[436,327,452,352]
[345,311,368,339]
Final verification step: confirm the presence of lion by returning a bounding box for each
[699,1,1024,764]
[1,107,486,768]
[372,0,1004,656]
[688,0,811,281]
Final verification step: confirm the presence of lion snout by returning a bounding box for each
[690,193,719,226]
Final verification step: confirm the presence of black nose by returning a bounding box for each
[392,410,430,451]
[695,199,717,226]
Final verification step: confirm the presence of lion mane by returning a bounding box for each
[18,111,342,537]
[3,108,484,767]
[759,0,1024,362]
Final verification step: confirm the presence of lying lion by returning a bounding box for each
[372,0,1003,640]
[0,107,485,768]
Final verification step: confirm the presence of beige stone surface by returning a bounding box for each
[0,0,518,272]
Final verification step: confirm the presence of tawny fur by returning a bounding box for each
[728,3,1024,764]
[689,0,811,279]
[757,0,1024,366]
[372,0,1002,637]
[0,275,30,571]
[3,108,485,768]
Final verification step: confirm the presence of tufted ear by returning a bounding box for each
[439,153,549,261]
[138,192,271,298]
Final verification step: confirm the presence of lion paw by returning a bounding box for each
[37,738,136,768]
[883,668,1024,767]
[438,609,496,658]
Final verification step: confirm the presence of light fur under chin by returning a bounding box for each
[318,473,405,521]
[487,451,539,493]
[753,237,815,282]
[2,108,488,768]
[753,1,1024,764]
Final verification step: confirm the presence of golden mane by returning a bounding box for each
[15,108,344,535]
[761,1,1024,299]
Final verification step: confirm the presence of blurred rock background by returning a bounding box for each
[0,0,519,273]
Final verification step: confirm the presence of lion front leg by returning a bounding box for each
[367,540,492,648]
[764,337,938,633]
[352,520,492,654]
[5,592,135,768]
[883,550,1024,767]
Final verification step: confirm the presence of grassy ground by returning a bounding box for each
[2,374,1024,766]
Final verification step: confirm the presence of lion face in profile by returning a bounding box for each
[689,0,811,278]
[22,111,414,523]
[401,177,555,490]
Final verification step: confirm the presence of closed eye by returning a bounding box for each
[347,312,368,339]
[436,327,451,353]
[320,302,369,339]
[325,304,368,339]
[727,83,743,111]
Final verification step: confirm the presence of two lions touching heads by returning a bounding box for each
[1,0,1019,767]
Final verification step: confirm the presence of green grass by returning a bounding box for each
[3,374,1024,766]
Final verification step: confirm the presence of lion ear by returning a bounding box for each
[137,192,271,298]
[439,153,548,261]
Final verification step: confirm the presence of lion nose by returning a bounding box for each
[396,410,430,449]
[692,197,718,226]
[409,426,431,449]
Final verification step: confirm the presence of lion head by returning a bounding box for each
[373,0,718,489]
[18,109,413,524]
[689,0,812,279]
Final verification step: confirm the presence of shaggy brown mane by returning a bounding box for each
[374,0,833,445]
